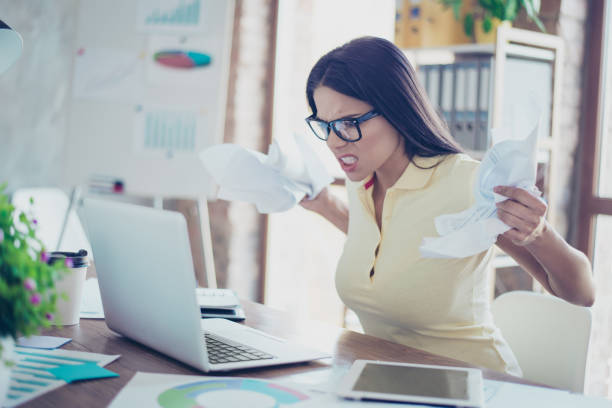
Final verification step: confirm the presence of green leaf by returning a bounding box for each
[520,0,546,32]
[483,14,493,33]
[505,0,519,21]
[464,12,474,37]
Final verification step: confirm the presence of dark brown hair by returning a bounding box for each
[306,36,462,160]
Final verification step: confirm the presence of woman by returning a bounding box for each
[301,36,595,376]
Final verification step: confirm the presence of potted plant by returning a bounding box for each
[0,183,67,403]
[440,0,546,43]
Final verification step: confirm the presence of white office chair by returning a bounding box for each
[491,290,592,393]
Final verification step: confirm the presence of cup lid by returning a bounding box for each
[48,249,89,268]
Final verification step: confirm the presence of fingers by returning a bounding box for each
[496,199,541,227]
[497,207,536,233]
[494,185,547,217]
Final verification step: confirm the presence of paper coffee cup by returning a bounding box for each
[48,250,89,326]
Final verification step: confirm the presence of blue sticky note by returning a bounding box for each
[17,336,72,350]
[48,362,118,383]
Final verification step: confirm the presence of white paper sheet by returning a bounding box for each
[137,0,207,34]
[484,380,612,408]
[79,278,105,319]
[419,118,543,259]
[199,134,333,213]
[108,372,318,407]
[6,348,120,408]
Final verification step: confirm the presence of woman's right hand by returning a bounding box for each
[299,186,331,214]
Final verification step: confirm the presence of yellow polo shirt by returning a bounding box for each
[335,153,522,376]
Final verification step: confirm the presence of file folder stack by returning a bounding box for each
[418,59,492,153]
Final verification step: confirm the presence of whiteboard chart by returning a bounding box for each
[63,0,234,198]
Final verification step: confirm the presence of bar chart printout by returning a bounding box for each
[138,0,205,32]
[5,348,120,408]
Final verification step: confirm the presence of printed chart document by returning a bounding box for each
[109,372,316,407]
[6,348,120,407]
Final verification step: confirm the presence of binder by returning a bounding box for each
[425,64,440,112]
[465,62,479,150]
[440,64,454,127]
[416,66,427,90]
[476,60,491,151]
[453,63,473,150]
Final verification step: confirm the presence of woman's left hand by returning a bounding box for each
[494,185,548,246]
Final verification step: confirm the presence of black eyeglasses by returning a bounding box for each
[305,110,380,142]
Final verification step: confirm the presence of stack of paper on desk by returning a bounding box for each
[199,133,333,213]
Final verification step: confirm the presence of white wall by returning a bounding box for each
[0,0,77,193]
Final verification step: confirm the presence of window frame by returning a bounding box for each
[577,0,612,259]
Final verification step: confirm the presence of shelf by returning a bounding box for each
[404,44,494,66]
[404,41,555,66]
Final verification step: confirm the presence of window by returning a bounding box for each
[579,1,612,397]
[266,0,394,326]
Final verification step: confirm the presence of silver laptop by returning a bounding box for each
[81,198,329,372]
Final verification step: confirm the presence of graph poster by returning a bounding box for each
[137,0,207,34]
[145,34,217,96]
[133,105,208,156]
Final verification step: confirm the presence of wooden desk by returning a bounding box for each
[26,300,541,407]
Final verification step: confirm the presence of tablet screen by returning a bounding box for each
[352,363,469,400]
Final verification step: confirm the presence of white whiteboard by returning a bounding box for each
[63,0,234,197]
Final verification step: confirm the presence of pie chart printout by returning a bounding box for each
[154,50,212,69]
[156,378,311,408]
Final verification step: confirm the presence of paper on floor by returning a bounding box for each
[199,134,333,213]
[419,118,543,259]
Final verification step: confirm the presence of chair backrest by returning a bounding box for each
[491,290,592,393]
[11,188,92,255]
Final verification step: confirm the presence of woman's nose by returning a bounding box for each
[326,129,348,150]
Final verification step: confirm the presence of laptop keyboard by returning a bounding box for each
[204,333,275,364]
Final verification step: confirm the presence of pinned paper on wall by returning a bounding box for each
[133,105,207,156]
[72,47,145,102]
[145,35,219,104]
[137,0,207,34]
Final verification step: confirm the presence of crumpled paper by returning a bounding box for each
[419,117,543,258]
[199,133,333,213]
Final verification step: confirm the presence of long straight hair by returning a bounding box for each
[306,36,462,162]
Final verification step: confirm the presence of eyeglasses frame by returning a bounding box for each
[305,110,380,142]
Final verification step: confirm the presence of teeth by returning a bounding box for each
[340,156,357,164]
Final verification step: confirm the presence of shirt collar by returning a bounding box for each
[359,155,444,192]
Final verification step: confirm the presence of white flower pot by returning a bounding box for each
[0,336,15,406]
